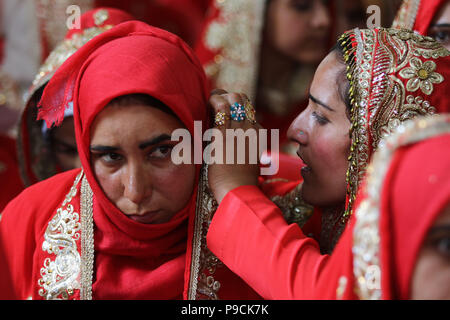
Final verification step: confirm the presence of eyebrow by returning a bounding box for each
[90,134,173,152]
[428,225,450,235]
[430,23,450,28]
[309,94,335,112]
[138,134,172,149]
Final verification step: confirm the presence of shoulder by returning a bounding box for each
[1,168,82,231]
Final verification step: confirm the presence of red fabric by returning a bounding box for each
[414,0,447,36]
[385,134,450,299]
[0,169,81,299]
[207,131,450,300]
[94,0,208,46]
[19,8,134,186]
[0,135,24,212]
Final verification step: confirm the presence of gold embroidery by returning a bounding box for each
[339,28,450,222]
[336,276,348,300]
[28,25,114,100]
[270,182,314,227]
[399,58,444,95]
[38,170,83,300]
[203,0,266,101]
[80,175,94,300]
[391,0,421,30]
[188,165,223,300]
[353,115,450,299]
[93,9,109,26]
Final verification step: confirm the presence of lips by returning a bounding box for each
[127,210,162,224]
[296,149,312,178]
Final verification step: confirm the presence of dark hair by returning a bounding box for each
[330,43,352,119]
[107,93,176,118]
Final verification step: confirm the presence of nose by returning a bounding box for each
[287,110,308,146]
[122,162,150,206]
[312,0,331,30]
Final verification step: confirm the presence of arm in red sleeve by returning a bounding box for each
[206,185,331,299]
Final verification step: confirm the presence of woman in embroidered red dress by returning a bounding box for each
[393,0,450,49]
[0,21,260,300]
[205,28,450,299]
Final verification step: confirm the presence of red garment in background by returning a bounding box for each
[413,0,447,35]
[95,0,209,46]
[0,135,24,213]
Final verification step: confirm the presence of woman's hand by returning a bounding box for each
[207,89,263,204]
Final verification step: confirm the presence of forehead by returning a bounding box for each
[309,51,346,108]
[434,2,450,22]
[90,103,184,142]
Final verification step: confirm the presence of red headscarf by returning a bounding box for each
[392,0,448,36]
[38,21,210,299]
[18,7,134,186]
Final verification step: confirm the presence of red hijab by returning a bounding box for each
[18,7,134,186]
[392,0,447,35]
[38,21,209,299]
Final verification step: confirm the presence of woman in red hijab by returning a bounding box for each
[18,7,134,187]
[0,21,260,300]
[204,28,450,299]
[393,0,450,49]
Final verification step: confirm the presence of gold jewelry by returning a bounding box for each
[244,100,256,124]
[214,111,228,126]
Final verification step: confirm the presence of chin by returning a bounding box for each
[301,185,344,208]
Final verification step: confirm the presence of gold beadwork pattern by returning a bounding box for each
[269,182,314,228]
[352,115,450,299]
[338,28,450,224]
[399,57,444,95]
[203,0,267,102]
[28,24,114,100]
[391,0,421,30]
[38,170,83,300]
[80,175,94,300]
[188,165,223,300]
[93,9,109,26]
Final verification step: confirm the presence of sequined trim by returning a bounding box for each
[338,28,450,222]
[203,0,266,102]
[353,115,450,299]
[38,170,83,300]
[187,165,223,300]
[27,24,114,101]
[391,0,421,30]
[336,276,348,300]
[80,175,94,300]
[270,182,314,227]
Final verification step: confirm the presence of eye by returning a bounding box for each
[312,111,329,125]
[429,27,450,44]
[290,0,312,11]
[434,237,450,257]
[149,145,173,159]
[434,31,450,43]
[101,152,123,163]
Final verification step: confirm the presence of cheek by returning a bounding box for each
[314,133,350,172]
[411,248,450,299]
[92,162,123,202]
[153,163,196,209]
